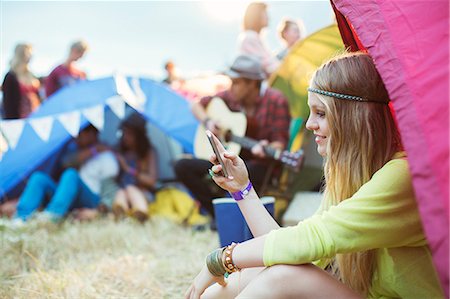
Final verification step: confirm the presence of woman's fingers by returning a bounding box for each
[209,153,217,165]
[223,151,240,166]
[212,175,234,184]
[211,164,222,173]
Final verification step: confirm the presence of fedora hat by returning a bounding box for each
[224,55,266,80]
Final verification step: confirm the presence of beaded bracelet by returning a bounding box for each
[222,242,240,273]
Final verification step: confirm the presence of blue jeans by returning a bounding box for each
[15,168,100,221]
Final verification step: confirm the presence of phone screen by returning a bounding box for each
[206,130,229,177]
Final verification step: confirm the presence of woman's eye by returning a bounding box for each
[316,111,325,117]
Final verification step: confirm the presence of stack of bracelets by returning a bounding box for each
[206,242,240,277]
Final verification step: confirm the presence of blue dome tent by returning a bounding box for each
[0,76,199,199]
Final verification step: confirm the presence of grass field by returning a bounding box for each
[0,217,218,298]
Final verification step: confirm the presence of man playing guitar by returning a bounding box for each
[174,55,291,222]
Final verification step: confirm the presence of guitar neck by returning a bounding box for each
[229,134,280,159]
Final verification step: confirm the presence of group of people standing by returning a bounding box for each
[238,2,303,76]
[1,40,88,119]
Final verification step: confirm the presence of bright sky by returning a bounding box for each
[1,1,334,81]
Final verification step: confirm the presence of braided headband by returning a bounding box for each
[308,87,389,104]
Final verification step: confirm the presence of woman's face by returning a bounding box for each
[121,127,136,149]
[259,10,268,29]
[306,93,330,157]
[283,24,300,47]
[22,47,32,64]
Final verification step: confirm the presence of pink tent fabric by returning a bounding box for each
[333,0,449,296]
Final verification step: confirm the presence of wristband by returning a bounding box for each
[230,181,252,201]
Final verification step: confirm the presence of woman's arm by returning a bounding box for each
[209,133,279,237]
[136,150,158,189]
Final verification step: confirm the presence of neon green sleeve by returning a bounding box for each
[263,158,426,266]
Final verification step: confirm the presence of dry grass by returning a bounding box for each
[0,217,218,298]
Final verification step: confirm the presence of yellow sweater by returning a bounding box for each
[263,153,444,298]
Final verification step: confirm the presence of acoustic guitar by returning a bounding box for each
[194,97,304,171]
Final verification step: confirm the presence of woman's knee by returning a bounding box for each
[114,189,126,200]
[237,264,360,299]
[241,264,302,291]
[125,184,139,193]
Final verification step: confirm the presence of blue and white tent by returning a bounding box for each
[0,76,199,198]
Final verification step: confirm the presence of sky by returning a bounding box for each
[1,1,334,81]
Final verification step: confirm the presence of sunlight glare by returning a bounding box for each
[201,1,250,23]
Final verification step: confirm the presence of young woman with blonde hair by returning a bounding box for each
[2,43,41,119]
[185,52,444,299]
[237,2,280,76]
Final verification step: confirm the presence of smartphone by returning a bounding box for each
[206,130,229,177]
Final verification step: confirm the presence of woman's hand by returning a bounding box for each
[185,264,226,299]
[208,132,249,193]
[115,153,130,172]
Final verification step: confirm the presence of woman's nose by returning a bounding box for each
[305,115,317,131]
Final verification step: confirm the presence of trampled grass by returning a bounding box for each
[0,217,218,298]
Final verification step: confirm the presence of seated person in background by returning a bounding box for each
[276,18,304,60]
[13,125,118,223]
[112,113,158,223]
[45,40,88,98]
[175,55,290,220]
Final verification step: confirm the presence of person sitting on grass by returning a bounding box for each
[13,125,118,224]
[112,113,158,223]
[185,52,444,299]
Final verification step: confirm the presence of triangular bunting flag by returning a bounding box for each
[0,119,25,150]
[29,116,54,142]
[115,74,140,110]
[131,77,147,112]
[106,95,126,119]
[0,131,9,159]
[57,111,81,137]
[82,105,105,131]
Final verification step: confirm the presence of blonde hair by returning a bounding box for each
[70,40,88,53]
[311,52,402,295]
[243,2,267,32]
[10,43,32,73]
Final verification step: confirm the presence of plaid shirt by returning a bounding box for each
[200,87,291,150]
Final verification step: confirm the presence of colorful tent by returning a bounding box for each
[270,24,344,121]
[0,76,198,198]
[332,0,449,295]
